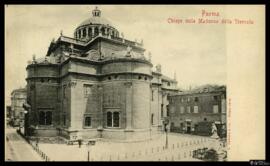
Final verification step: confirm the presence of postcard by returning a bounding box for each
[5,5,265,161]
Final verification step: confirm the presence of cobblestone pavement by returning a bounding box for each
[37,132,226,161]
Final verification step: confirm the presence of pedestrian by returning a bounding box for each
[36,137,39,148]
[78,139,82,148]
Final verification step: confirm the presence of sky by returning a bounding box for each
[5,5,227,105]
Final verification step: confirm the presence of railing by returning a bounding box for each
[16,129,53,161]
[89,137,219,161]
[30,142,52,161]
[19,131,225,161]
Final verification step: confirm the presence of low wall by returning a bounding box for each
[101,128,152,142]
[35,129,58,137]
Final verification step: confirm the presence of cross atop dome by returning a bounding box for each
[92,6,101,17]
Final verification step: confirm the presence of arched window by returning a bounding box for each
[107,111,120,128]
[46,111,52,125]
[78,30,81,38]
[107,112,112,127]
[101,27,105,35]
[39,111,52,125]
[94,27,99,36]
[83,28,86,37]
[84,116,91,127]
[39,111,45,125]
[113,112,120,127]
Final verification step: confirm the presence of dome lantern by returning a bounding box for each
[92,6,101,17]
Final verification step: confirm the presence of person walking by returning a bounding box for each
[78,139,82,148]
[36,137,39,148]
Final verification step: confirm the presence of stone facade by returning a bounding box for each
[168,86,226,137]
[25,7,178,141]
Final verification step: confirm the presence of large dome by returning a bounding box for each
[74,7,119,40]
[78,16,113,28]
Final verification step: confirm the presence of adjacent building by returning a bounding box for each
[24,7,178,141]
[168,85,226,137]
[6,106,12,125]
[10,88,27,127]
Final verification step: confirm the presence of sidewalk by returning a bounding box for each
[5,128,43,161]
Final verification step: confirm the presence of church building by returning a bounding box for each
[24,7,179,141]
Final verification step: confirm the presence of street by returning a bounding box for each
[5,127,43,161]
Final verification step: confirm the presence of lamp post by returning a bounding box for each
[87,142,90,161]
[87,139,96,161]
